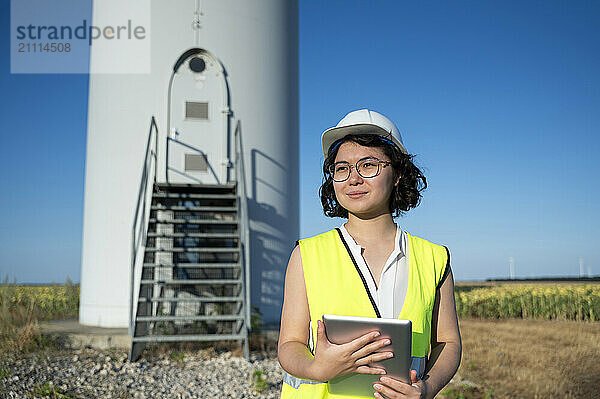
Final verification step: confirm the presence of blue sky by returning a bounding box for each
[1,1,599,283]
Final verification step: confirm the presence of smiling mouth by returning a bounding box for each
[347,192,367,198]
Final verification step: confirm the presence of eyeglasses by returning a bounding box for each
[328,157,391,182]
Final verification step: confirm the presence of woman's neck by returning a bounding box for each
[344,213,397,245]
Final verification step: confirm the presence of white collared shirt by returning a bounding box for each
[338,223,409,318]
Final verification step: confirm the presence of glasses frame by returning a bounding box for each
[328,157,392,182]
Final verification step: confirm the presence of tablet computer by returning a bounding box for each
[322,314,412,398]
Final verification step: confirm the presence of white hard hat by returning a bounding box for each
[321,109,408,157]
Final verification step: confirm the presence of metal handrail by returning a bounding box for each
[234,120,251,338]
[129,116,159,335]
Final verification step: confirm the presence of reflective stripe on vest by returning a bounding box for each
[280,229,449,398]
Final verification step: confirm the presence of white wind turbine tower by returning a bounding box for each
[79,0,299,360]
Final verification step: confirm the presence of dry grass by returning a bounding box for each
[447,318,600,399]
[0,278,79,355]
[3,279,599,398]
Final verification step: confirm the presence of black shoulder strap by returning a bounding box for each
[436,246,451,290]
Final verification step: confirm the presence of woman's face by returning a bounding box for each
[333,141,397,218]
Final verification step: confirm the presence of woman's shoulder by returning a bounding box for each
[287,229,340,271]
[405,232,450,284]
[405,231,448,252]
[297,228,340,246]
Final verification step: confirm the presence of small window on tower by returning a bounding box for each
[185,154,208,172]
[185,102,208,119]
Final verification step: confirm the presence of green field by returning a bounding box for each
[2,279,599,355]
[454,283,600,321]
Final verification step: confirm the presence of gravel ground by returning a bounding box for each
[0,347,284,398]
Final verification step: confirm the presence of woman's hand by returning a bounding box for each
[373,370,427,399]
[309,319,394,382]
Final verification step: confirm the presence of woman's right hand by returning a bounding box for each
[309,319,394,382]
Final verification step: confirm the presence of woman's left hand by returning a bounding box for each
[373,370,427,399]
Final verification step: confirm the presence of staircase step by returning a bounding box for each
[140,279,242,285]
[132,334,246,343]
[137,296,243,303]
[155,182,236,195]
[151,205,237,212]
[149,218,238,224]
[136,315,244,322]
[147,232,239,238]
[153,193,237,199]
[131,181,249,362]
[144,247,240,253]
[143,263,240,268]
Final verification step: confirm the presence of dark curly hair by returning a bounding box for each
[319,134,427,218]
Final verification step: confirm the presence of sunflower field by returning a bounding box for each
[454,284,600,321]
[0,279,80,353]
[0,279,79,323]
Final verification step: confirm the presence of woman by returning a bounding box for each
[278,109,461,399]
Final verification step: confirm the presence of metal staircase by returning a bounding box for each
[129,118,251,361]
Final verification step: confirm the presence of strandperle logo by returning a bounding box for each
[15,19,146,45]
[11,0,151,74]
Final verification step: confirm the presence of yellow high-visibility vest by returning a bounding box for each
[281,228,449,398]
